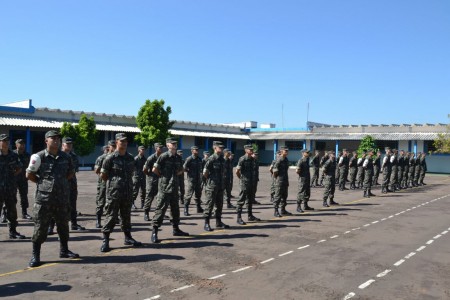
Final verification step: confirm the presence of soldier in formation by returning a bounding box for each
[296,149,313,213]
[143,143,163,221]
[223,148,235,208]
[338,149,349,191]
[310,149,320,187]
[94,142,113,228]
[14,139,32,220]
[272,146,291,217]
[183,146,203,216]
[132,145,146,210]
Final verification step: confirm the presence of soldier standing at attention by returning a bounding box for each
[389,149,399,192]
[176,149,185,205]
[414,152,422,186]
[150,138,189,243]
[142,143,163,221]
[419,152,427,185]
[363,149,375,198]
[322,151,338,207]
[318,151,329,187]
[372,150,381,186]
[356,151,366,189]
[272,146,290,217]
[402,151,410,189]
[335,151,342,186]
[132,146,146,210]
[94,144,109,228]
[235,144,261,225]
[201,151,210,196]
[202,141,229,231]
[348,151,358,190]
[61,137,85,231]
[223,148,235,208]
[309,149,320,187]
[183,146,203,216]
[381,147,392,193]
[251,151,261,205]
[269,150,281,202]
[338,149,349,191]
[14,139,32,220]
[408,152,416,187]
[229,152,235,198]
[296,149,312,213]
[397,150,405,189]
[27,130,79,267]
[100,133,142,252]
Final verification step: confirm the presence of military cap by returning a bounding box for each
[223,148,230,152]
[15,138,25,144]
[154,142,163,148]
[367,148,374,153]
[115,133,127,141]
[0,134,10,141]
[301,149,310,154]
[203,151,210,155]
[62,136,73,144]
[108,140,116,146]
[279,146,289,151]
[166,138,177,144]
[342,148,348,152]
[244,144,254,150]
[102,145,108,151]
[213,141,224,147]
[45,130,61,139]
[191,146,199,150]
[138,145,145,150]
[177,150,183,154]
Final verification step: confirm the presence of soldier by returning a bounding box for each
[251,151,261,205]
[14,139,32,220]
[414,152,422,186]
[322,151,339,207]
[61,137,85,231]
[389,149,399,191]
[372,150,382,186]
[0,134,25,239]
[335,151,342,186]
[408,152,416,188]
[183,146,203,216]
[235,144,261,224]
[381,147,392,193]
[223,148,235,208]
[142,143,163,221]
[94,144,109,228]
[401,150,409,188]
[356,151,366,189]
[150,138,189,243]
[397,150,405,189]
[269,150,281,202]
[419,152,427,185]
[176,149,185,205]
[309,149,320,187]
[318,151,329,186]
[272,146,291,217]
[99,133,142,252]
[348,151,358,189]
[338,148,349,191]
[203,141,229,230]
[132,146,146,210]
[27,130,79,267]
[363,149,376,198]
[296,149,312,213]
[201,151,210,194]
[229,152,235,198]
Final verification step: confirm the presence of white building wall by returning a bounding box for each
[398,140,409,152]
[181,136,196,150]
[417,140,425,153]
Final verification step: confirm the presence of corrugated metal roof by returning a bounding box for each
[249,132,441,141]
[169,129,249,140]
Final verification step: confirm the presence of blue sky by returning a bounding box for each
[1,1,449,128]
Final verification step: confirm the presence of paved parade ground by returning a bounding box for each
[1,168,449,300]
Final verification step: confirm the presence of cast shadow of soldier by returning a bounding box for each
[0,281,71,297]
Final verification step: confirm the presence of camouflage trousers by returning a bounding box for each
[236,186,254,212]
[69,184,78,224]
[96,179,106,215]
[132,176,146,204]
[223,182,232,203]
[349,167,357,187]
[323,175,335,201]
[184,180,202,206]
[102,195,132,234]
[339,168,348,187]
[16,179,29,209]
[372,166,380,185]
[144,178,158,211]
[310,167,319,186]
[363,170,373,192]
[32,201,70,244]
[152,191,180,228]
[390,166,398,189]
[382,169,391,189]
[356,167,365,187]
[0,190,18,229]
[203,186,224,218]
[297,177,310,204]
[273,184,288,210]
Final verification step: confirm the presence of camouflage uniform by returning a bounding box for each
[348,153,358,189]
[94,150,108,227]
[389,151,399,191]
[363,152,374,197]
[408,153,416,187]
[143,152,160,214]
[356,155,365,188]
[322,154,336,206]
[223,151,234,208]
[236,151,258,223]
[273,152,290,215]
[296,150,312,212]
[309,151,320,187]
[381,149,392,193]
[14,146,31,218]
[419,154,427,185]
[401,153,409,188]
[177,150,185,204]
[338,151,349,190]
[318,153,329,186]
[68,151,81,229]
[183,151,203,214]
[372,152,381,185]
[414,154,422,186]
[132,151,146,208]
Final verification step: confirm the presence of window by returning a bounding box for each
[424,140,436,153]
[285,140,303,150]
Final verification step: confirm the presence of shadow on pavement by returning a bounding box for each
[0,281,71,297]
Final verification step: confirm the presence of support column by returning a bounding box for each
[227,138,231,150]
[413,140,417,155]
[273,139,278,160]
[303,140,307,150]
[26,127,31,153]
[335,140,339,155]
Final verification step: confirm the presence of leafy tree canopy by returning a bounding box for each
[60,114,98,157]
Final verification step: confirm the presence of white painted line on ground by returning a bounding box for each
[406,209,411,211]
[381,218,387,221]
[426,240,434,245]
[400,211,406,214]
[279,251,293,257]
[416,246,426,252]
[363,224,371,227]
[412,206,417,209]
[352,227,361,231]
[317,239,326,243]
[208,274,226,280]
[144,296,161,300]
[394,259,405,266]
[330,235,339,239]
[376,269,391,278]
[298,245,310,250]
[359,279,376,289]
[232,266,252,273]
[388,215,394,218]
[170,285,195,292]
[441,231,448,235]
[343,292,356,299]
[448,227,450,231]
[395,213,401,216]
[372,221,379,224]
[433,235,442,239]
[344,231,351,234]
[261,258,274,264]
[404,252,416,259]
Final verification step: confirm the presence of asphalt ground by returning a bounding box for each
[0,168,449,300]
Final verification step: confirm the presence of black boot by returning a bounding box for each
[22,209,32,220]
[274,208,282,218]
[323,200,330,207]
[184,204,190,216]
[280,208,292,216]
[237,210,246,225]
[144,210,150,221]
[173,225,189,236]
[226,201,235,209]
[100,233,110,252]
[60,240,80,258]
[216,217,230,229]
[47,219,55,235]
[304,202,314,211]
[151,226,160,243]
[296,203,304,213]
[9,227,25,239]
[124,232,142,247]
[364,190,369,198]
[248,208,261,221]
[71,222,86,231]
[196,204,204,213]
[96,214,102,228]
[330,199,339,205]
[368,189,376,197]
[204,217,213,232]
[29,242,41,268]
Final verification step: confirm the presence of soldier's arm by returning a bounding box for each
[152,155,163,177]
[100,155,112,181]
[296,160,302,175]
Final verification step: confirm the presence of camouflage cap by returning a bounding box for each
[108,140,116,146]
[203,151,210,156]
[166,138,177,144]
[191,146,199,150]
[0,134,9,141]
[154,142,163,148]
[177,149,183,154]
[45,130,61,139]
[138,145,145,150]
[279,146,289,151]
[301,149,310,154]
[213,141,224,147]
[115,133,127,141]
[244,144,254,150]
[15,138,25,144]
[62,136,73,144]
[223,148,230,153]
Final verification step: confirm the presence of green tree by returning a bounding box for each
[251,143,259,153]
[357,135,378,156]
[433,131,450,153]
[61,114,98,163]
[135,99,174,148]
